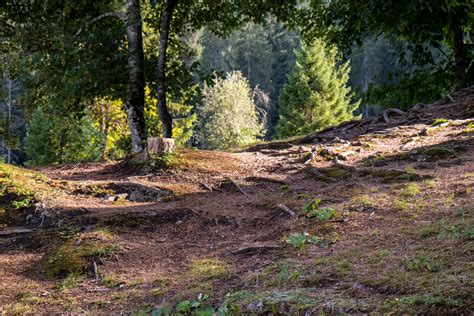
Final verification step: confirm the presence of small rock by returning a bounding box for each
[247,301,264,312]
[128,191,148,202]
[104,194,116,202]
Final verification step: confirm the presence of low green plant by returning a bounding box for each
[403,256,441,272]
[394,199,409,211]
[402,183,421,197]
[12,198,31,209]
[154,294,215,315]
[57,273,85,291]
[285,232,320,251]
[147,152,177,170]
[302,198,337,220]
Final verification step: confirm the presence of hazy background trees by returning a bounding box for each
[1,0,472,165]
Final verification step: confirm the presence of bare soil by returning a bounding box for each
[0,88,473,314]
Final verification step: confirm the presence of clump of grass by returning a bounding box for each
[384,293,459,313]
[402,256,441,272]
[334,260,352,276]
[403,165,416,174]
[149,288,165,297]
[393,199,410,212]
[424,179,437,189]
[351,195,373,208]
[102,275,123,288]
[57,273,85,291]
[402,183,421,197]
[189,258,227,280]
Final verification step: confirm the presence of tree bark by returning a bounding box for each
[156,0,177,138]
[448,9,471,91]
[125,0,147,153]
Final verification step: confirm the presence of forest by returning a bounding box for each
[0,0,473,314]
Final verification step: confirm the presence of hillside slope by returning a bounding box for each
[0,87,473,314]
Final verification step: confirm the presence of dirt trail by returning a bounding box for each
[0,88,473,314]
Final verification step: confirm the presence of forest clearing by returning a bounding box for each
[0,88,473,314]
[1,0,474,314]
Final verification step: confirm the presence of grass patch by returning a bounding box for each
[188,258,227,280]
[393,199,410,212]
[401,183,421,197]
[384,294,459,313]
[351,195,373,208]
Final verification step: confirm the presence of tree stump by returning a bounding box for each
[147,137,175,156]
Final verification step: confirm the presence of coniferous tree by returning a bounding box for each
[275,39,359,138]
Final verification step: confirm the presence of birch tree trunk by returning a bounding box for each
[125,0,147,153]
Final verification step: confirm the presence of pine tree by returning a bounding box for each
[275,39,359,138]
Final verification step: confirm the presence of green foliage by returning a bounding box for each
[200,20,299,137]
[303,198,336,221]
[144,86,196,146]
[285,232,320,251]
[297,0,474,108]
[153,294,215,316]
[90,97,130,160]
[25,108,101,165]
[196,71,263,149]
[403,256,441,273]
[275,38,359,138]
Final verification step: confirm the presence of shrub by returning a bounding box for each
[196,71,264,149]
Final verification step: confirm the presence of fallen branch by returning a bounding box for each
[273,204,296,217]
[227,178,249,196]
[231,245,282,255]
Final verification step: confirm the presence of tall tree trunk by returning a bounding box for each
[125,0,147,153]
[157,0,177,138]
[448,10,470,91]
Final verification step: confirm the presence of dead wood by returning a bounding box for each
[230,245,282,255]
[273,204,296,217]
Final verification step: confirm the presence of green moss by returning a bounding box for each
[322,167,351,179]
[418,146,458,160]
[431,118,449,126]
[188,258,227,280]
[42,230,121,278]
[362,168,425,183]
